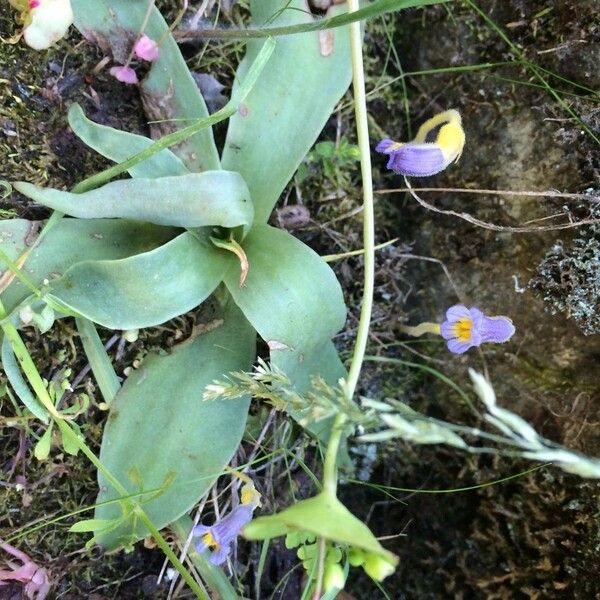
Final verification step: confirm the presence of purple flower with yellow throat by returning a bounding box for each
[440,304,515,354]
[192,477,261,565]
[193,504,254,565]
[376,109,465,177]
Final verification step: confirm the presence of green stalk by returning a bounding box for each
[322,0,376,496]
[174,0,447,40]
[0,300,61,420]
[344,0,376,403]
[319,2,377,592]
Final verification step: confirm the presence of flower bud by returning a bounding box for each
[363,553,396,581]
[323,563,346,592]
[23,0,73,50]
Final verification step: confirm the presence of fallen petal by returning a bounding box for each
[109,65,138,85]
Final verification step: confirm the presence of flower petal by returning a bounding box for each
[209,545,231,565]
[134,34,160,62]
[23,0,73,50]
[445,304,471,323]
[481,316,515,344]
[446,338,475,354]
[386,143,447,177]
[375,139,398,154]
[109,65,138,85]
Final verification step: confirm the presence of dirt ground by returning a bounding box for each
[1,0,599,598]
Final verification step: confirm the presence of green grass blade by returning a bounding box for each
[75,318,120,405]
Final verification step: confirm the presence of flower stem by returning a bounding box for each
[318,0,376,590]
[321,0,375,498]
[345,0,376,403]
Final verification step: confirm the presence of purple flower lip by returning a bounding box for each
[440,304,515,354]
[193,504,253,565]
[381,143,447,177]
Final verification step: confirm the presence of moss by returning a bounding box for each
[530,204,600,335]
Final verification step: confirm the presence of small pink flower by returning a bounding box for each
[0,540,51,599]
[134,35,160,62]
[109,65,138,85]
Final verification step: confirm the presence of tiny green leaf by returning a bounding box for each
[69,518,117,533]
[34,424,53,461]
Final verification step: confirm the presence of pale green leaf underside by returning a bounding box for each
[14,171,253,231]
[224,224,346,352]
[0,219,175,316]
[48,233,231,329]
[244,492,398,564]
[71,0,219,172]
[68,104,189,179]
[222,0,352,223]
[94,301,256,550]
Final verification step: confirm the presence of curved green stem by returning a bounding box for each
[322,0,376,497]
[318,1,376,592]
[345,1,376,403]
[174,0,446,41]
[317,2,375,593]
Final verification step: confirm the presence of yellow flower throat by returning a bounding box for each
[452,318,473,342]
[202,532,220,550]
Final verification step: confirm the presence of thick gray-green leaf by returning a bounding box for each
[68,104,189,179]
[14,171,253,231]
[49,233,231,329]
[0,219,175,316]
[71,0,219,172]
[221,0,352,223]
[224,224,346,351]
[94,301,256,550]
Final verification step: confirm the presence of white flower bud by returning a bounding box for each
[23,0,73,50]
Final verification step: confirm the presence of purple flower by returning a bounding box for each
[193,504,253,565]
[376,109,466,177]
[134,35,160,62]
[440,304,515,354]
[109,65,138,85]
